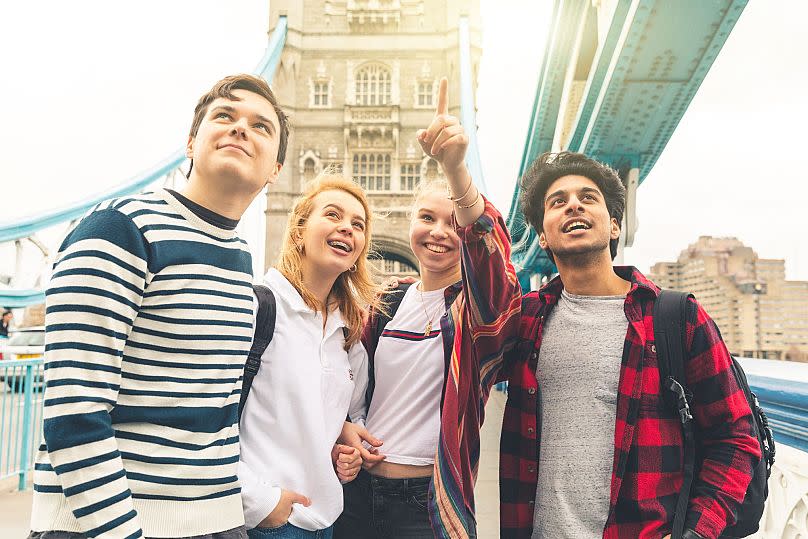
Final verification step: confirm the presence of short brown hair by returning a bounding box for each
[520,151,626,261]
[189,74,289,165]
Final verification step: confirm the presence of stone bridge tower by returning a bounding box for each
[263,0,481,275]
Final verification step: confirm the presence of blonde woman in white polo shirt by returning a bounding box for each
[239,172,383,539]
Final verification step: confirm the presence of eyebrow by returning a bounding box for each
[210,105,276,135]
[324,204,366,224]
[545,186,602,205]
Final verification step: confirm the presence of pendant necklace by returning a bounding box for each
[419,286,445,337]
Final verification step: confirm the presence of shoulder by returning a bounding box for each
[62,205,149,259]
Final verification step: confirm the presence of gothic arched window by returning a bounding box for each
[355,63,391,106]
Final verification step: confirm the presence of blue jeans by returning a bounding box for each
[247,523,332,539]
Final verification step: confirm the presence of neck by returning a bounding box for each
[419,264,461,292]
[554,251,630,296]
[180,172,262,221]
[300,262,340,312]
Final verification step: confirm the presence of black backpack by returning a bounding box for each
[653,290,776,539]
[238,285,277,421]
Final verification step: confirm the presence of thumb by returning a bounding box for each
[357,426,383,448]
[336,443,355,455]
[288,490,312,507]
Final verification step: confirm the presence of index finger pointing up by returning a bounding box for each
[436,77,448,115]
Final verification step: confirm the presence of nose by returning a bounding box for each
[337,220,353,236]
[565,195,585,214]
[430,221,449,239]
[230,117,248,139]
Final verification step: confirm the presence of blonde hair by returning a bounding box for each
[276,171,382,348]
[408,178,450,219]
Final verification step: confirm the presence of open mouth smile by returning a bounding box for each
[327,240,353,253]
[563,220,592,233]
[425,243,449,254]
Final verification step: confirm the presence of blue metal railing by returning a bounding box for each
[0,358,45,490]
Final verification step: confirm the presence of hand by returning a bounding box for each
[338,421,385,469]
[662,535,670,539]
[383,275,418,290]
[257,488,311,529]
[416,77,468,177]
[331,443,361,483]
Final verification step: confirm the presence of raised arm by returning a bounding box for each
[42,209,147,538]
[417,77,521,388]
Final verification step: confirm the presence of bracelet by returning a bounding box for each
[447,179,474,203]
[454,189,481,209]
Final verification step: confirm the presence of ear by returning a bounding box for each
[185,135,195,159]
[538,231,547,249]
[610,218,621,240]
[266,163,283,186]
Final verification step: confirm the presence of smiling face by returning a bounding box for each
[539,174,620,262]
[299,189,367,281]
[186,88,282,193]
[409,189,461,279]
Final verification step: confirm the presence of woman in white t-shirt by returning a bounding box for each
[239,172,383,539]
[335,78,516,538]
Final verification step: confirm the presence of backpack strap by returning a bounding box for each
[238,284,276,421]
[365,283,411,408]
[653,289,695,539]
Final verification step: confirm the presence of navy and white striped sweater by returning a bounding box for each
[31,190,254,539]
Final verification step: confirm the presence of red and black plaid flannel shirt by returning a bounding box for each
[498,267,761,539]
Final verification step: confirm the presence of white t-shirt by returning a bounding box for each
[239,269,368,531]
[364,283,446,465]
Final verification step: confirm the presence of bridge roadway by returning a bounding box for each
[0,391,508,538]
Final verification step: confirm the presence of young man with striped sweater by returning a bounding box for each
[29,74,288,539]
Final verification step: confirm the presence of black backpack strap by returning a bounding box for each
[238,284,276,421]
[365,283,411,408]
[653,289,695,539]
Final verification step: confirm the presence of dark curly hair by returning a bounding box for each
[519,151,626,261]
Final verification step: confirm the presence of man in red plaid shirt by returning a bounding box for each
[480,152,761,539]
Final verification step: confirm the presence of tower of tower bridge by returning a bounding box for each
[264,0,482,274]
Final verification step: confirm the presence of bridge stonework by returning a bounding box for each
[263,0,481,274]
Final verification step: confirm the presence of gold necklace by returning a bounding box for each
[418,286,445,336]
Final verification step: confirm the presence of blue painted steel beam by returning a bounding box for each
[458,17,487,195]
[509,0,749,283]
[747,373,808,453]
[0,17,288,308]
[0,289,46,308]
[0,16,288,246]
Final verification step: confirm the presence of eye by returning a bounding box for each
[420,213,434,222]
[583,193,595,201]
[214,112,232,120]
[551,198,564,206]
[326,210,340,219]
[352,221,365,231]
[254,123,269,132]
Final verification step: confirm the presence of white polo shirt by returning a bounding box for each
[239,269,368,531]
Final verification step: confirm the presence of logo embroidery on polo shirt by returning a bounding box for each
[348,369,354,380]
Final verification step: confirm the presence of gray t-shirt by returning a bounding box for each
[532,289,629,539]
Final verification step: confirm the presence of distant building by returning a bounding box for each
[263,0,482,276]
[650,236,808,361]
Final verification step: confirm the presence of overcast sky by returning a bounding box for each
[2,0,806,286]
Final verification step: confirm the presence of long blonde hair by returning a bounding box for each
[276,172,382,348]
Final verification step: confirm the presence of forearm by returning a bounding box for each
[444,164,484,227]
